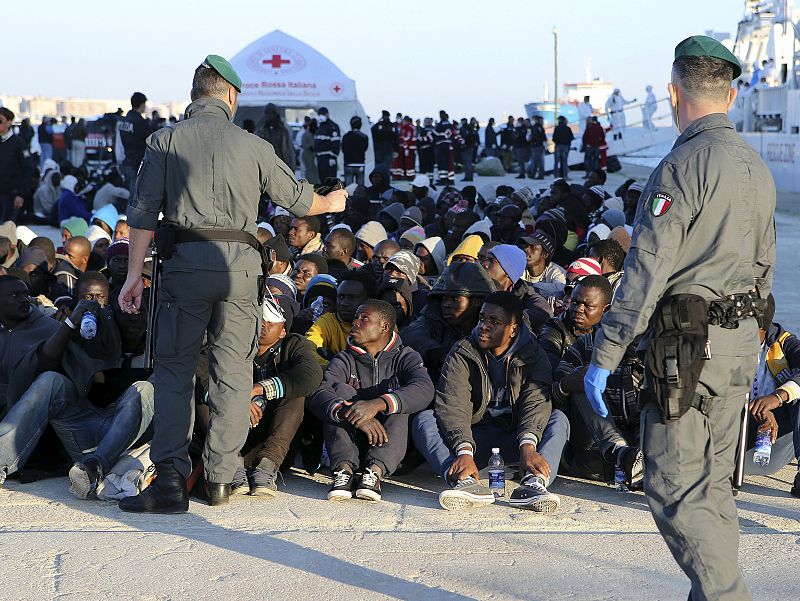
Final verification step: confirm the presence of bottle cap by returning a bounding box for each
[491,448,500,454]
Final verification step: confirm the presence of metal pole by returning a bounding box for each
[553,26,559,122]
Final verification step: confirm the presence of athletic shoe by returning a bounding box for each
[249,465,279,497]
[355,467,382,501]
[327,468,355,501]
[509,475,561,513]
[438,477,495,511]
[230,467,249,496]
[791,471,800,498]
[618,446,644,488]
[69,457,103,499]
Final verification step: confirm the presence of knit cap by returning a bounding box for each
[448,234,483,264]
[355,221,388,248]
[385,250,420,282]
[489,244,527,283]
[567,257,603,277]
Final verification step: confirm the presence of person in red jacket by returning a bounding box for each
[582,117,605,177]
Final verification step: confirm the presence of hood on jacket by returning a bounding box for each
[378,277,414,327]
[415,236,446,275]
[463,217,492,242]
[347,330,402,360]
[417,197,436,226]
[0,221,19,269]
[368,164,392,188]
[429,262,496,299]
[378,202,405,232]
[400,226,426,248]
[470,310,533,360]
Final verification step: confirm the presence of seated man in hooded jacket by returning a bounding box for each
[308,300,434,502]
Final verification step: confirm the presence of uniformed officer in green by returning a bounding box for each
[583,37,776,600]
[118,55,347,513]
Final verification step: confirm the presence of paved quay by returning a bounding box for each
[1,463,798,601]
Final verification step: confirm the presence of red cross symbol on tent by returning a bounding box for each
[263,54,290,69]
[331,82,343,95]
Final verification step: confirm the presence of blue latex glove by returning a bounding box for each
[584,364,611,417]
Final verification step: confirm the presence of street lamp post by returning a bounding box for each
[553,26,559,122]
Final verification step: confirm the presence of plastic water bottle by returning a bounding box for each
[488,448,505,499]
[753,429,773,466]
[250,396,266,429]
[614,465,628,492]
[311,295,325,321]
[80,313,98,339]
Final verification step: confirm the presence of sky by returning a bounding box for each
[6,0,744,120]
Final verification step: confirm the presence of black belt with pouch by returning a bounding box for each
[154,225,269,304]
[642,291,766,422]
[640,294,709,422]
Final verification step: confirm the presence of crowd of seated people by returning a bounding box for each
[1,170,797,512]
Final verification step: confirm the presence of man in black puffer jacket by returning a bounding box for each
[538,275,610,373]
[552,326,644,487]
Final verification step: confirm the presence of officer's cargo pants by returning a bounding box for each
[151,269,259,483]
[641,353,755,601]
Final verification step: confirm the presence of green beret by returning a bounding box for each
[674,35,742,79]
[203,54,242,92]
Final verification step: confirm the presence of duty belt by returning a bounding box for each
[707,292,766,329]
[154,226,269,304]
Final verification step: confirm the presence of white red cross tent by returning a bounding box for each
[231,29,358,105]
[230,29,373,172]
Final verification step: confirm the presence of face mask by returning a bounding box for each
[318,115,327,123]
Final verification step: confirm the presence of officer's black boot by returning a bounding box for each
[206,482,231,506]
[119,463,189,514]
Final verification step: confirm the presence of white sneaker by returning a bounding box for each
[508,475,560,513]
[438,476,495,511]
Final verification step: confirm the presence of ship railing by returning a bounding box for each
[545,96,674,133]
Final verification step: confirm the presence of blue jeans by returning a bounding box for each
[553,144,570,178]
[0,372,155,485]
[411,408,570,486]
[344,165,365,186]
[513,147,530,177]
[39,143,53,169]
[583,146,600,174]
[460,149,474,180]
[529,146,545,178]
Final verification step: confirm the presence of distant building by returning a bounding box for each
[0,94,188,121]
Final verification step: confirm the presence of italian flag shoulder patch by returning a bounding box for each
[650,192,673,217]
